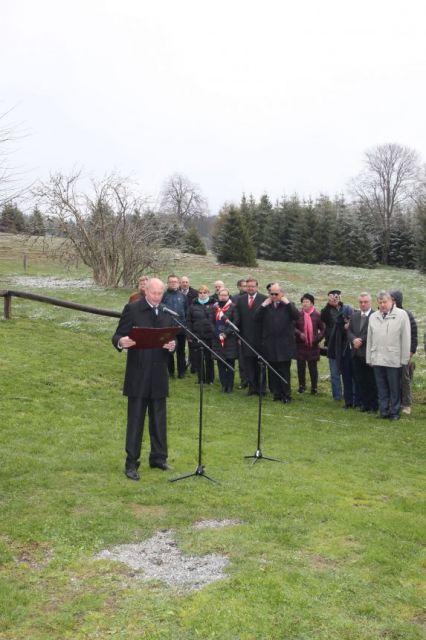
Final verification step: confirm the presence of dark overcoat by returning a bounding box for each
[346,310,371,359]
[180,286,198,306]
[255,301,300,361]
[112,298,174,398]
[187,299,215,341]
[210,302,240,359]
[235,292,267,356]
[294,309,325,361]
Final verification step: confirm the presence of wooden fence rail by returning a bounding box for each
[0,289,121,320]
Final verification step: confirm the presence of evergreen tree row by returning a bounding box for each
[212,193,425,271]
[0,203,46,236]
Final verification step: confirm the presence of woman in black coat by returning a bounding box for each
[211,288,239,392]
[187,285,215,384]
[294,293,325,394]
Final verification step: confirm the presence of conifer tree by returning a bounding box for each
[0,202,26,232]
[183,225,207,255]
[314,195,339,263]
[388,213,416,268]
[213,205,257,267]
[416,205,426,272]
[254,193,273,259]
[28,206,45,236]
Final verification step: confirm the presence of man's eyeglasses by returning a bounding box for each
[270,292,280,296]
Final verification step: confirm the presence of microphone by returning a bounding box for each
[159,303,179,317]
[224,318,240,332]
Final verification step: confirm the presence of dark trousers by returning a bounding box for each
[187,338,196,372]
[193,343,215,383]
[168,333,186,377]
[268,360,291,400]
[341,351,357,406]
[126,397,167,469]
[401,362,414,408]
[237,342,247,386]
[217,358,235,391]
[297,359,318,391]
[373,366,402,418]
[244,355,265,393]
[352,357,378,411]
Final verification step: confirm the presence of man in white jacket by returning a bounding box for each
[366,290,411,420]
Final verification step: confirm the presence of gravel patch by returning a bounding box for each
[5,276,97,289]
[95,529,230,592]
[192,519,240,529]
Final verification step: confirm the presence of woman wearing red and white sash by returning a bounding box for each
[294,293,325,395]
[211,288,240,393]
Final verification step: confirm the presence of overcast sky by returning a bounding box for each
[2,0,426,214]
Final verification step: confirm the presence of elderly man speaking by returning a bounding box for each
[366,290,411,421]
[112,277,176,480]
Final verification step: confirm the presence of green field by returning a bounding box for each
[1,234,425,639]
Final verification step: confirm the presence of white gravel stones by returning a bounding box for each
[95,526,232,592]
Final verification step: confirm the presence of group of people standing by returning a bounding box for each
[113,274,417,480]
[321,288,416,421]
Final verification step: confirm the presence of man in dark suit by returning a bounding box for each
[347,291,378,413]
[179,275,198,305]
[163,274,188,378]
[112,278,176,481]
[232,278,248,387]
[255,283,300,402]
[235,277,267,395]
[180,275,198,372]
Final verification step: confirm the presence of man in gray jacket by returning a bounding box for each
[366,290,411,421]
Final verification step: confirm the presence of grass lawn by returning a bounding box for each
[0,235,425,639]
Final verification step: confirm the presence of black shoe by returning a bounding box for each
[238,383,248,389]
[376,414,389,419]
[125,468,140,481]
[389,415,400,421]
[178,373,185,379]
[273,395,283,401]
[344,404,354,409]
[311,389,318,395]
[298,386,305,394]
[247,389,257,396]
[283,397,292,404]
[150,462,172,471]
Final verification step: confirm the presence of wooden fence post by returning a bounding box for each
[4,292,12,319]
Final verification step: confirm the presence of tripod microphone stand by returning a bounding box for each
[225,319,287,465]
[165,313,234,484]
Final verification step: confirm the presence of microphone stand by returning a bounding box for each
[226,319,287,465]
[166,312,234,484]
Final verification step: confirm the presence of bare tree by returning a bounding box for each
[160,173,208,225]
[36,172,168,287]
[0,108,28,206]
[350,143,421,264]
